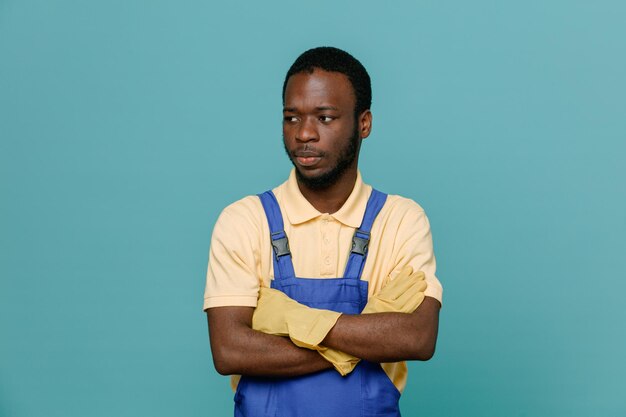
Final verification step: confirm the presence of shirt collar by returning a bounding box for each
[281,169,371,228]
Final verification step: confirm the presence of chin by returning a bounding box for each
[294,166,340,190]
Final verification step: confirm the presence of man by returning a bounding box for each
[204,47,443,417]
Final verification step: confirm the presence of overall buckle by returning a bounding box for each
[351,230,370,255]
[271,232,291,258]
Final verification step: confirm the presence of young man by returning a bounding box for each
[204,47,443,417]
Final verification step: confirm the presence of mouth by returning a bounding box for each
[295,156,322,167]
[293,149,323,168]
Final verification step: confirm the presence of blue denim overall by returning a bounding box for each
[233,189,401,417]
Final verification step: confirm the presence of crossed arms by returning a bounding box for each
[206,295,440,377]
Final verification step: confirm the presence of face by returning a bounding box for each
[282,69,371,190]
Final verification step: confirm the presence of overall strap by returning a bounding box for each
[257,191,296,280]
[343,189,388,279]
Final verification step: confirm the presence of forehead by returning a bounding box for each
[284,69,355,110]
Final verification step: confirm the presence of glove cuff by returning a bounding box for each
[286,309,341,349]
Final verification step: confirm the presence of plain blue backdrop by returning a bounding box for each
[1,1,625,416]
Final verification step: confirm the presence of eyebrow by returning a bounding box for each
[283,106,339,112]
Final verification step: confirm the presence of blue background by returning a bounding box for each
[1,1,625,416]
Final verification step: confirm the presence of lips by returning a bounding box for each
[294,150,323,158]
[296,156,322,167]
[293,149,323,167]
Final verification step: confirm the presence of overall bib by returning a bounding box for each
[234,189,401,417]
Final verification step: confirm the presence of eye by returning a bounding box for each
[319,115,334,123]
[283,116,299,123]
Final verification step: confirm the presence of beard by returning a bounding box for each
[284,126,360,190]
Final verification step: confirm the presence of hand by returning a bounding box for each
[252,287,356,375]
[317,347,360,376]
[251,286,341,350]
[251,286,296,336]
[362,265,427,314]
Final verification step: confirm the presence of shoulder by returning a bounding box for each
[220,195,264,220]
[375,193,433,243]
[218,178,288,224]
[214,195,267,236]
[380,193,427,221]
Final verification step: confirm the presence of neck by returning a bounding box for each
[296,168,358,214]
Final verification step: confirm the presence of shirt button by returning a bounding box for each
[324,237,330,244]
[324,257,330,265]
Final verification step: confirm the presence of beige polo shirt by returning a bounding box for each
[204,169,443,392]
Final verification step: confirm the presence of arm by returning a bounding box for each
[320,199,443,363]
[250,267,440,367]
[206,306,333,376]
[322,296,441,363]
[203,202,331,377]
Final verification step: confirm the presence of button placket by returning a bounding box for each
[320,215,334,276]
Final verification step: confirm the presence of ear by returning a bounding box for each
[358,110,372,139]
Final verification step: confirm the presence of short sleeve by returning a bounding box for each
[203,197,265,310]
[391,200,443,305]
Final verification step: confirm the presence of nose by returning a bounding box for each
[295,117,319,143]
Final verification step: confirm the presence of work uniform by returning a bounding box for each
[204,169,443,412]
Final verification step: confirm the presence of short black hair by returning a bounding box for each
[282,47,372,116]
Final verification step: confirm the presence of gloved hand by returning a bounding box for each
[362,265,427,314]
[319,266,428,375]
[252,287,356,374]
[251,286,341,349]
[251,286,296,336]
[317,346,361,376]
